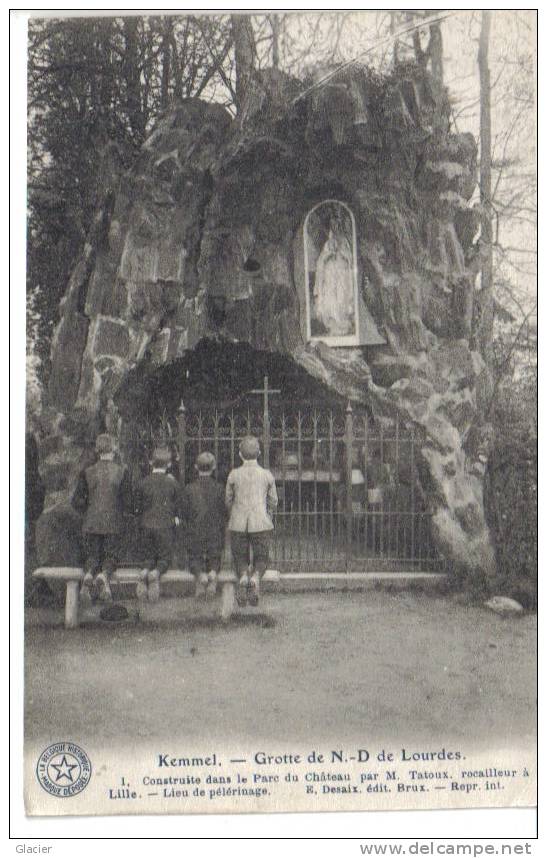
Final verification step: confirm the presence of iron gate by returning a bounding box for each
[172,387,442,574]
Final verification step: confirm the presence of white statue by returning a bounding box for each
[312,219,355,336]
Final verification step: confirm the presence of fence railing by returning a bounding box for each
[118,395,442,572]
[159,404,442,573]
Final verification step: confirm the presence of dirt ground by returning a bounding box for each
[25,591,536,750]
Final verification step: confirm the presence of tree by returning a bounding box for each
[231,13,257,116]
[444,12,535,362]
[385,10,445,82]
[478,10,494,366]
[27,14,234,382]
[27,11,536,394]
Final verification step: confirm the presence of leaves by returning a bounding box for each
[27,14,235,386]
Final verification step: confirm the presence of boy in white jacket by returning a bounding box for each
[225,436,278,607]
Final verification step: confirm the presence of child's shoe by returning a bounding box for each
[80,572,94,606]
[237,575,249,607]
[136,570,149,601]
[95,572,113,602]
[195,573,208,599]
[206,570,218,600]
[248,574,260,607]
[147,569,161,603]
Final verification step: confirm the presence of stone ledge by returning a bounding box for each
[34,567,444,594]
[33,567,281,591]
[275,571,446,592]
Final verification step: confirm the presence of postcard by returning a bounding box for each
[21,8,537,818]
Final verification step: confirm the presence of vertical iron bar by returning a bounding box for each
[371,428,376,559]
[379,423,384,562]
[356,417,362,562]
[305,499,310,564]
[321,500,325,568]
[313,411,318,550]
[263,375,270,469]
[290,500,294,566]
[344,401,354,573]
[197,411,203,455]
[363,414,369,558]
[329,412,335,557]
[281,413,287,565]
[213,410,220,472]
[410,428,416,561]
[395,419,400,560]
[177,400,186,487]
[386,433,392,560]
[337,488,341,557]
[229,411,235,470]
[297,412,302,565]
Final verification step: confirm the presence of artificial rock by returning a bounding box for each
[38,63,495,577]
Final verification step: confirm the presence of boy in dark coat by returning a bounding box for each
[180,452,227,599]
[134,446,180,602]
[72,433,132,604]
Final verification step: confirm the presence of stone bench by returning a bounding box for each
[32,567,281,629]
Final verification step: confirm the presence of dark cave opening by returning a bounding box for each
[115,338,346,428]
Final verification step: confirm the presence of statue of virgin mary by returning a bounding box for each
[312,218,355,336]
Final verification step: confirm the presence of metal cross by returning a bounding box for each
[250,375,281,422]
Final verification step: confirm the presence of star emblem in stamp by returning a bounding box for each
[36,742,92,797]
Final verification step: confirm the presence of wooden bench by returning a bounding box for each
[32,567,281,629]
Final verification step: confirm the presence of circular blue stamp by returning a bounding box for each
[36,742,92,798]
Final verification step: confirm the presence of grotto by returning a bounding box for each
[36,62,495,577]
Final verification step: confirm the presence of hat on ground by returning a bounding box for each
[95,433,114,455]
[100,604,129,623]
[196,451,216,472]
[239,436,260,460]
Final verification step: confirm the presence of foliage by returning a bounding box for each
[485,357,537,608]
[26,287,44,423]
[27,14,233,381]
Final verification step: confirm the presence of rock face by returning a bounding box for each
[39,64,495,577]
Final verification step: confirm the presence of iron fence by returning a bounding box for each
[170,401,442,573]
